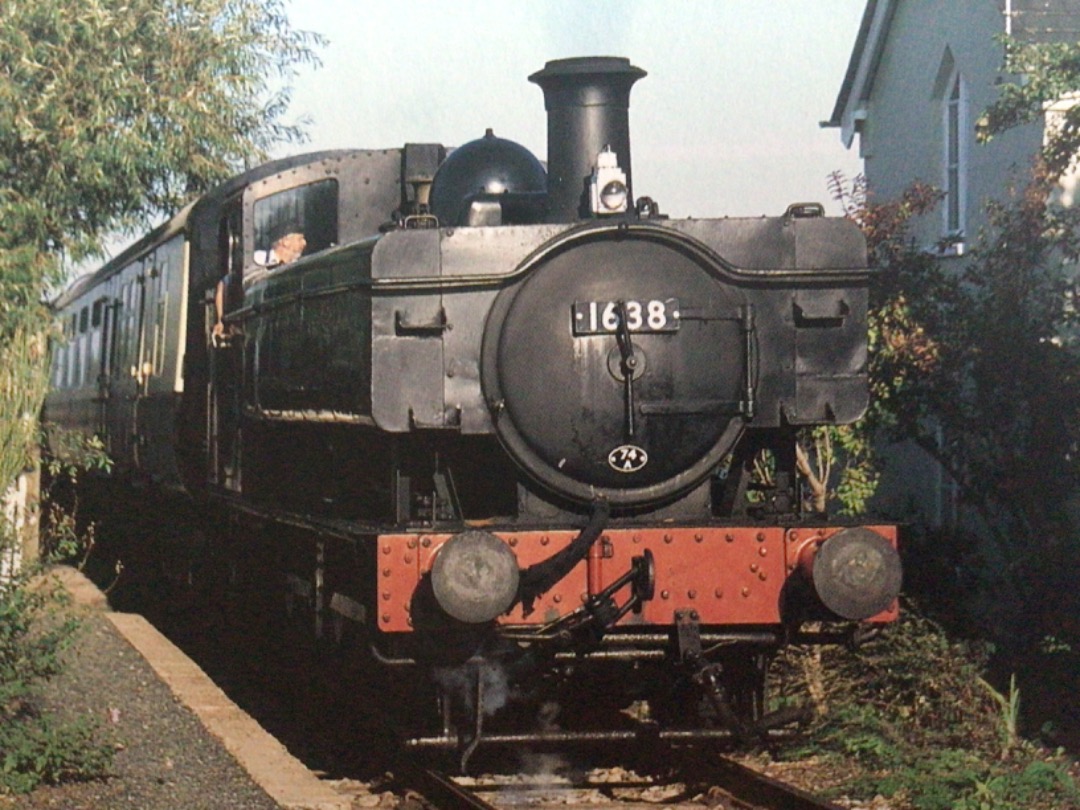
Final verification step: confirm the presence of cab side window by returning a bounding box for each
[253,180,338,265]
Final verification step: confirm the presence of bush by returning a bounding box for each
[0,573,75,714]
[0,714,112,794]
[0,533,112,794]
[774,610,1080,810]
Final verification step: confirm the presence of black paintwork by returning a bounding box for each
[49,57,874,527]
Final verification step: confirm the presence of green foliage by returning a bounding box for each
[980,36,1080,181]
[940,179,1080,527]
[0,248,56,343]
[38,428,112,564]
[953,761,1080,810]
[900,177,1080,646]
[870,36,1080,653]
[41,427,112,482]
[0,0,324,259]
[0,438,114,794]
[0,574,73,715]
[0,325,52,497]
[0,558,112,795]
[828,159,1080,650]
[843,745,990,810]
[980,674,1020,758]
[0,714,111,794]
[793,424,879,516]
[777,612,1080,810]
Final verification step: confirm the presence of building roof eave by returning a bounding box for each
[823,0,898,149]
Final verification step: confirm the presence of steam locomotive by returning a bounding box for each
[45,57,900,762]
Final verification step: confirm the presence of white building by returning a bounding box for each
[825,0,1080,526]
[828,0,1079,251]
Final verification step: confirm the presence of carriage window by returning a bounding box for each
[79,307,88,333]
[253,180,338,266]
[154,296,167,375]
[53,347,65,389]
[90,328,102,380]
[71,335,82,387]
[80,334,91,387]
[92,299,103,328]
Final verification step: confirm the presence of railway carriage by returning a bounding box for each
[48,211,190,483]
[45,57,901,762]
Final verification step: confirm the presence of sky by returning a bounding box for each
[281,0,868,219]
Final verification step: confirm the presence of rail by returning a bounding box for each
[398,752,844,810]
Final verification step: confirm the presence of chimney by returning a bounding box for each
[529,57,646,222]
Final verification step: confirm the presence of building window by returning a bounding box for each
[943,70,967,251]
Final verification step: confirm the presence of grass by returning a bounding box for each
[770,610,1080,810]
[0,561,113,794]
[0,443,115,796]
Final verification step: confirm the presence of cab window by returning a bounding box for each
[253,180,338,266]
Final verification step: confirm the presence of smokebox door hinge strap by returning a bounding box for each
[740,303,757,419]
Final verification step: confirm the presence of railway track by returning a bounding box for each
[398,754,844,810]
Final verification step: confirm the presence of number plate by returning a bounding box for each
[572,299,681,336]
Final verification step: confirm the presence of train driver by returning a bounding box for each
[254,231,307,268]
[213,231,307,340]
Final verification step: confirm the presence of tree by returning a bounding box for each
[0,0,322,792]
[979,36,1080,182]
[0,0,322,262]
[0,0,323,500]
[825,37,1080,649]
